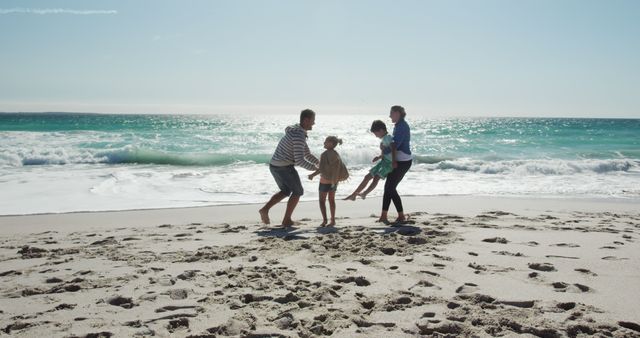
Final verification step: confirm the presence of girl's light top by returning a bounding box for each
[318,149,349,183]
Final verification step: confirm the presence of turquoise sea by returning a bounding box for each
[1,113,639,215]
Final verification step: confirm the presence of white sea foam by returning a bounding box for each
[1,115,639,215]
[0,160,638,215]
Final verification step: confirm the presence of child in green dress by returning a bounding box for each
[344,120,395,201]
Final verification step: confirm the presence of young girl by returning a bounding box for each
[308,136,349,227]
[344,120,394,201]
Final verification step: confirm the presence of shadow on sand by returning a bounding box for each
[370,224,422,236]
[254,224,341,240]
[254,223,420,240]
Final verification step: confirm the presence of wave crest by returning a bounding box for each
[432,159,637,175]
[1,147,272,167]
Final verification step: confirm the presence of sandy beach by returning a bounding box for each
[4,0,640,336]
[1,196,639,337]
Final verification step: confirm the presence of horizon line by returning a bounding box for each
[1,111,638,120]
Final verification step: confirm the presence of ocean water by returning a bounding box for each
[1,112,639,215]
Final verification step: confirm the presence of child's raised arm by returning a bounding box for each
[308,169,320,180]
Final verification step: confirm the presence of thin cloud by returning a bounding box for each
[0,8,117,15]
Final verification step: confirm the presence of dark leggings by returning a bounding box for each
[383,160,412,213]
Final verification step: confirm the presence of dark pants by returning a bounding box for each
[382,160,412,213]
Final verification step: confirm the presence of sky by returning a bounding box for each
[0,0,639,117]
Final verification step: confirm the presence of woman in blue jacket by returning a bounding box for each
[378,105,412,225]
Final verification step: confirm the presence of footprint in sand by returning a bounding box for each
[360,300,376,310]
[498,300,535,308]
[0,270,22,277]
[482,237,509,244]
[455,282,479,294]
[420,270,440,277]
[151,275,176,286]
[557,302,576,311]
[551,282,591,293]
[176,270,199,281]
[167,318,190,332]
[414,280,439,289]
[17,245,48,258]
[575,268,598,276]
[155,305,203,313]
[380,247,396,255]
[545,255,579,260]
[241,293,274,304]
[50,303,76,312]
[528,262,556,272]
[335,276,371,287]
[422,312,436,318]
[468,262,514,274]
[107,295,136,308]
[601,256,629,261]
[619,321,640,334]
[272,312,296,330]
[45,277,64,283]
[167,288,189,300]
[550,243,580,248]
[493,250,525,257]
[468,262,486,272]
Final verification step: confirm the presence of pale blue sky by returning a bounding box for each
[1,0,638,117]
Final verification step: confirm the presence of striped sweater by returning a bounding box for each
[270,124,319,171]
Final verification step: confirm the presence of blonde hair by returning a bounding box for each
[391,105,406,119]
[326,135,343,146]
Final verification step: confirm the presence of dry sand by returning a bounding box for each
[0,196,639,337]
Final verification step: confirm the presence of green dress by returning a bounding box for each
[369,135,393,179]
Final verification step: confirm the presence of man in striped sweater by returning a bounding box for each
[259,109,320,227]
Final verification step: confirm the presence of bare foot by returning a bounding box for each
[393,214,411,225]
[319,220,327,227]
[327,221,336,227]
[281,218,296,228]
[358,193,367,200]
[376,218,390,225]
[343,194,357,201]
[259,208,270,224]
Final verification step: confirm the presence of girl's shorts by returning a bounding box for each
[319,183,337,192]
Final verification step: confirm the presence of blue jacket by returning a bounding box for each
[393,118,411,155]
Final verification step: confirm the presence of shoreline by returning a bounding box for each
[1,195,638,235]
[2,194,640,217]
